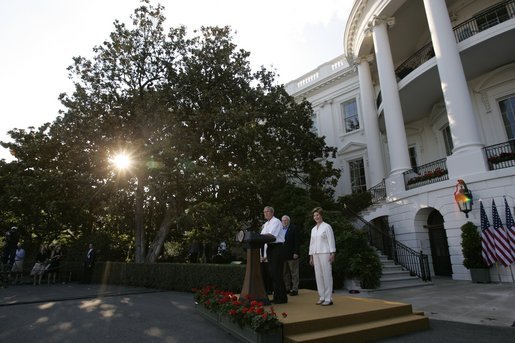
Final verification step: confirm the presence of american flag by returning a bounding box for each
[491,200,514,267]
[504,196,515,262]
[480,201,495,266]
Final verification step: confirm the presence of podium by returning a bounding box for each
[238,230,275,305]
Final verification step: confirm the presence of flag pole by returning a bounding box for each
[495,262,502,283]
[501,224,515,283]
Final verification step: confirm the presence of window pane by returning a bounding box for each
[408,146,417,168]
[349,158,366,193]
[342,99,360,133]
[499,96,515,139]
[442,125,454,156]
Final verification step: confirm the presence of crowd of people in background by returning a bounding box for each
[1,235,96,286]
[0,226,79,286]
[28,243,65,285]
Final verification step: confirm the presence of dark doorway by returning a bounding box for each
[427,210,452,276]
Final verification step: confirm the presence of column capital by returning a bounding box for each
[356,54,375,65]
[321,99,333,108]
[365,16,395,35]
[347,54,374,69]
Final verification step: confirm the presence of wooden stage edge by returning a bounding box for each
[261,289,430,343]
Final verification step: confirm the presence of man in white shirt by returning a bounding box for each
[260,206,288,304]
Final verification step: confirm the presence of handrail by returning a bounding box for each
[368,179,386,203]
[343,205,432,281]
[392,240,432,282]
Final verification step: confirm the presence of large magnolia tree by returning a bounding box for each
[1,0,339,263]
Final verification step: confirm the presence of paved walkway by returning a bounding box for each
[0,283,240,343]
[1,277,514,342]
[337,277,515,342]
[336,277,515,327]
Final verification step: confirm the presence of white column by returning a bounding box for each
[357,56,386,186]
[423,0,487,175]
[369,17,411,176]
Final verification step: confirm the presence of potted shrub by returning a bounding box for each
[333,220,382,290]
[460,221,490,283]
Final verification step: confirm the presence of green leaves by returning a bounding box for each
[0,1,339,262]
[461,221,488,269]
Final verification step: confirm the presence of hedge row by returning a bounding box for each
[82,262,246,292]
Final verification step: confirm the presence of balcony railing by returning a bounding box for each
[395,43,435,80]
[484,139,515,170]
[403,158,449,190]
[368,179,386,203]
[376,90,382,109]
[454,0,515,42]
[395,0,515,80]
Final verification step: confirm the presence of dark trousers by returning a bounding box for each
[266,244,287,303]
[261,262,273,294]
[83,263,94,283]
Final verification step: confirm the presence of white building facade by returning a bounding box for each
[286,0,515,282]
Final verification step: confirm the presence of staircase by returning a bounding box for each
[373,254,432,291]
[344,204,433,285]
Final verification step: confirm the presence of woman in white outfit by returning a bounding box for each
[309,207,336,306]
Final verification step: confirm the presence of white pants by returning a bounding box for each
[313,253,333,302]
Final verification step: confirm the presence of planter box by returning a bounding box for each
[196,305,282,343]
[219,315,282,343]
[470,268,491,283]
[195,304,220,324]
[344,278,362,292]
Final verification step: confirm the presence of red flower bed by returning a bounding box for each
[488,152,515,164]
[193,285,286,332]
[407,167,448,185]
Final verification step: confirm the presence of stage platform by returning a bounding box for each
[270,289,429,343]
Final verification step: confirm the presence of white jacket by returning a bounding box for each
[309,222,336,255]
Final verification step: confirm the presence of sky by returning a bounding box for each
[0,0,353,161]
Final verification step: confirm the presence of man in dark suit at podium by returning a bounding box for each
[260,206,288,304]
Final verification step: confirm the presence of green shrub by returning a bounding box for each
[90,262,245,292]
[461,221,488,269]
[333,224,382,289]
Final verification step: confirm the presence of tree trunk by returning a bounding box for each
[134,177,145,263]
[146,209,174,263]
